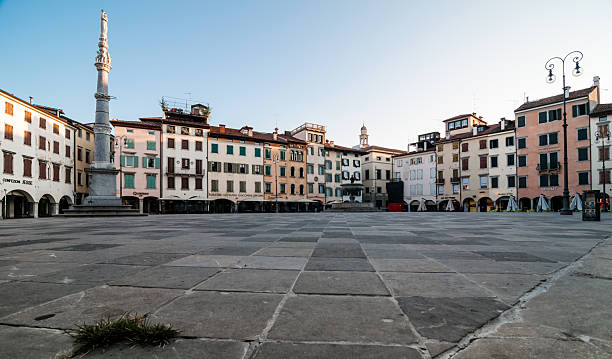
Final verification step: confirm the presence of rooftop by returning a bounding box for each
[590,103,612,117]
[514,86,596,112]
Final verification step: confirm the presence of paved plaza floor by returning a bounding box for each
[0,212,610,358]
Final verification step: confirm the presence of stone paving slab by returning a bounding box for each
[237,256,307,270]
[0,281,90,317]
[304,257,374,271]
[2,286,182,329]
[0,325,73,359]
[293,271,389,295]
[164,254,244,268]
[381,272,492,297]
[0,261,82,281]
[83,339,249,359]
[154,291,282,339]
[102,252,190,266]
[254,247,313,257]
[370,258,453,272]
[268,295,418,344]
[111,266,219,289]
[253,342,423,359]
[25,263,148,285]
[195,269,299,293]
[464,273,546,304]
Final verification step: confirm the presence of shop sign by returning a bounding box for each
[3,178,32,185]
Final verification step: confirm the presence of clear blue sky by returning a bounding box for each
[1,0,611,149]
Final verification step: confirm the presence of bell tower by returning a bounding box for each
[359,124,369,148]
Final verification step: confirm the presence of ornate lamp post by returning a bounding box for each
[595,128,610,211]
[544,50,584,215]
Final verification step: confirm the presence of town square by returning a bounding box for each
[1,0,612,358]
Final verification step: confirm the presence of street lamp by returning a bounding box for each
[595,129,610,211]
[544,50,583,215]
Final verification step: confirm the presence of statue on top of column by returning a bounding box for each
[95,9,111,67]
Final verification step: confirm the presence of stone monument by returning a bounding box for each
[64,10,141,216]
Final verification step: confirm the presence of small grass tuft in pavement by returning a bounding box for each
[70,313,180,356]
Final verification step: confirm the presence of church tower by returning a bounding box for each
[359,124,369,148]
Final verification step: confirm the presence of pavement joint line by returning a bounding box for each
[359,241,432,359]
[434,234,612,359]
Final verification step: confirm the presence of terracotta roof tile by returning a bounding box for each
[515,86,596,112]
[590,103,612,117]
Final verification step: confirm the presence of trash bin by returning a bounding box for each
[582,190,600,221]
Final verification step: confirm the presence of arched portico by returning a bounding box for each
[478,197,493,212]
[463,198,476,212]
[38,194,57,217]
[59,195,73,214]
[2,190,35,219]
[210,199,235,213]
[519,197,532,211]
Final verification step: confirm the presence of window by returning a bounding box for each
[253,165,262,174]
[209,143,218,153]
[195,178,203,190]
[437,185,444,195]
[265,182,271,193]
[255,182,261,193]
[578,148,589,161]
[227,145,233,155]
[490,156,498,168]
[53,124,59,134]
[265,148,271,159]
[3,152,13,174]
[182,177,189,190]
[280,183,286,194]
[146,141,156,151]
[519,176,528,188]
[507,153,515,166]
[167,157,175,173]
[4,124,13,141]
[599,147,610,161]
[167,138,175,148]
[52,141,59,154]
[318,184,325,194]
[65,128,70,139]
[290,166,295,177]
[85,150,91,163]
[437,156,443,164]
[577,128,588,141]
[437,144,443,152]
[517,137,526,149]
[125,138,134,149]
[23,158,32,177]
[517,116,525,128]
[225,163,234,173]
[280,166,286,177]
[77,148,83,161]
[239,146,246,156]
[539,133,558,146]
[22,130,31,146]
[365,169,369,180]
[578,172,589,186]
[181,127,190,135]
[124,174,135,188]
[265,165,271,176]
[507,175,516,188]
[195,159,203,174]
[539,174,558,187]
[572,103,588,117]
[479,156,487,169]
[280,151,286,160]
[376,169,381,180]
[65,145,70,158]
[39,117,46,129]
[518,155,527,167]
[126,129,134,134]
[377,186,382,193]
[489,139,498,149]
[39,136,46,150]
[210,179,218,192]
[255,148,261,157]
[299,167,304,178]
[319,165,325,175]
[480,175,488,189]
[77,171,83,186]
[539,152,559,170]
[353,159,360,167]
[461,158,468,171]
[599,170,611,184]
[452,142,459,150]
[181,158,190,169]
[146,175,156,189]
[461,177,469,190]
[479,139,487,149]
[240,181,247,193]
[38,161,47,179]
[181,140,189,150]
[490,176,499,188]
[505,136,514,146]
[461,143,468,152]
[239,164,247,174]
[195,129,203,137]
[453,153,459,162]
[386,170,390,180]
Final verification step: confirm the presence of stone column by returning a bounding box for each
[33,202,39,218]
[139,198,144,214]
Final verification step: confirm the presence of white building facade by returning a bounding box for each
[1,90,75,218]
[394,148,437,211]
[291,123,326,205]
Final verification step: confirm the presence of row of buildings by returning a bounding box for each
[395,77,611,211]
[2,76,611,217]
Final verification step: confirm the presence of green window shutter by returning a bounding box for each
[227,145,233,154]
[125,174,134,188]
[240,147,246,156]
[234,163,239,173]
[538,112,547,123]
[120,155,125,167]
[224,162,228,173]
[556,109,561,120]
[147,141,156,151]
[211,143,218,153]
[255,148,261,157]
[586,102,590,114]
[142,157,147,168]
[280,151,286,160]
[155,157,160,169]
[134,156,139,168]
[252,164,255,173]
[245,165,249,174]
[146,175,156,189]
[572,105,577,117]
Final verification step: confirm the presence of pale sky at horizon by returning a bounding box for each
[1,0,611,150]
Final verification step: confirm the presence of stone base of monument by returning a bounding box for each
[62,204,144,217]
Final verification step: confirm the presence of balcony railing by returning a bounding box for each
[450,177,460,183]
[436,178,445,184]
[537,162,561,172]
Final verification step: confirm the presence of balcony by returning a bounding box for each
[436,178,445,184]
[450,177,460,183]
[537,162,561,172]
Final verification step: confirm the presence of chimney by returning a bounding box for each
[219,124,226,134]
[500,117,506,130]
[329,140,334,146]
[445,132,450,140]
[56,109,60,117]
[273,127,278,141]
[472,126,478,135]
[594,76,600,87]
[248,127,253,137]
[526,96,529,103]
[29,96,33,105]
